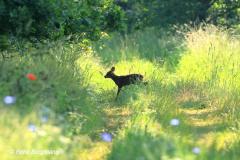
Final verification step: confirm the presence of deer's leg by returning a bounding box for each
[116,87,121,99]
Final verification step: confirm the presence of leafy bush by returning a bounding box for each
[116,0,240,32]
[208,0,240,28]
[115,0,209,31]
[0,0,124,40]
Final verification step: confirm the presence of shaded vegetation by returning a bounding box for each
[0,1,240,160]
[1,26,240,159]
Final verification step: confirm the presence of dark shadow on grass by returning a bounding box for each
[98,84,148,108]
[91,84,150,136]
[180,100,207,109]
[149,79,230,140]
[93,28,185,72]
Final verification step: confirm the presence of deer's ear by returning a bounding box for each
[111,67,115,72]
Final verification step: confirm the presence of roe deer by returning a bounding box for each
[104,67,146,99]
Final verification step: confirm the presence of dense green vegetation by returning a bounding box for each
[0,0,240,160]
[0,0,123,39]
[0,0,239,40]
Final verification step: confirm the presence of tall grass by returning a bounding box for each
[177,25,240,125]
[0,40,108,160]
[94,28,184,71]
[177,25,240,90]
[91,25,240,159]
[0,25,239,160]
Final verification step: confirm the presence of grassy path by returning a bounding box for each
[76,26,240,159]
[178,95,238,157]
[181,107,223,144]
[76,51,240,159]
[0,26,239,160]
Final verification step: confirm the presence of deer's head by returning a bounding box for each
[104,67,115,78]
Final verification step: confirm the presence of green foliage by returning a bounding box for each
[0,35,9,51]
[115,0,211,31]
[94,27,184,71]
[92,26,240,160]
[0,0,124,39]
[108,129,188,160]
[208,0,240,28]
[116,0,239,31]
[1,25,240,160]
[177,25,240,125]
[0,0,239,45]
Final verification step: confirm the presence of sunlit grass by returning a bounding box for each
[0,108,70,160]
[0,25,240,160]
[177,25,240,90]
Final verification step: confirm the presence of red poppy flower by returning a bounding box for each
[26,73,37,81]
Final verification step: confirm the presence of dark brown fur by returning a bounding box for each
[104,67,146,99]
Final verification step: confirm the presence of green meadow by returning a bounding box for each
[0,25,239,160]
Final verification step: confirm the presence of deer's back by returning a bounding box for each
[116,74,143,87]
